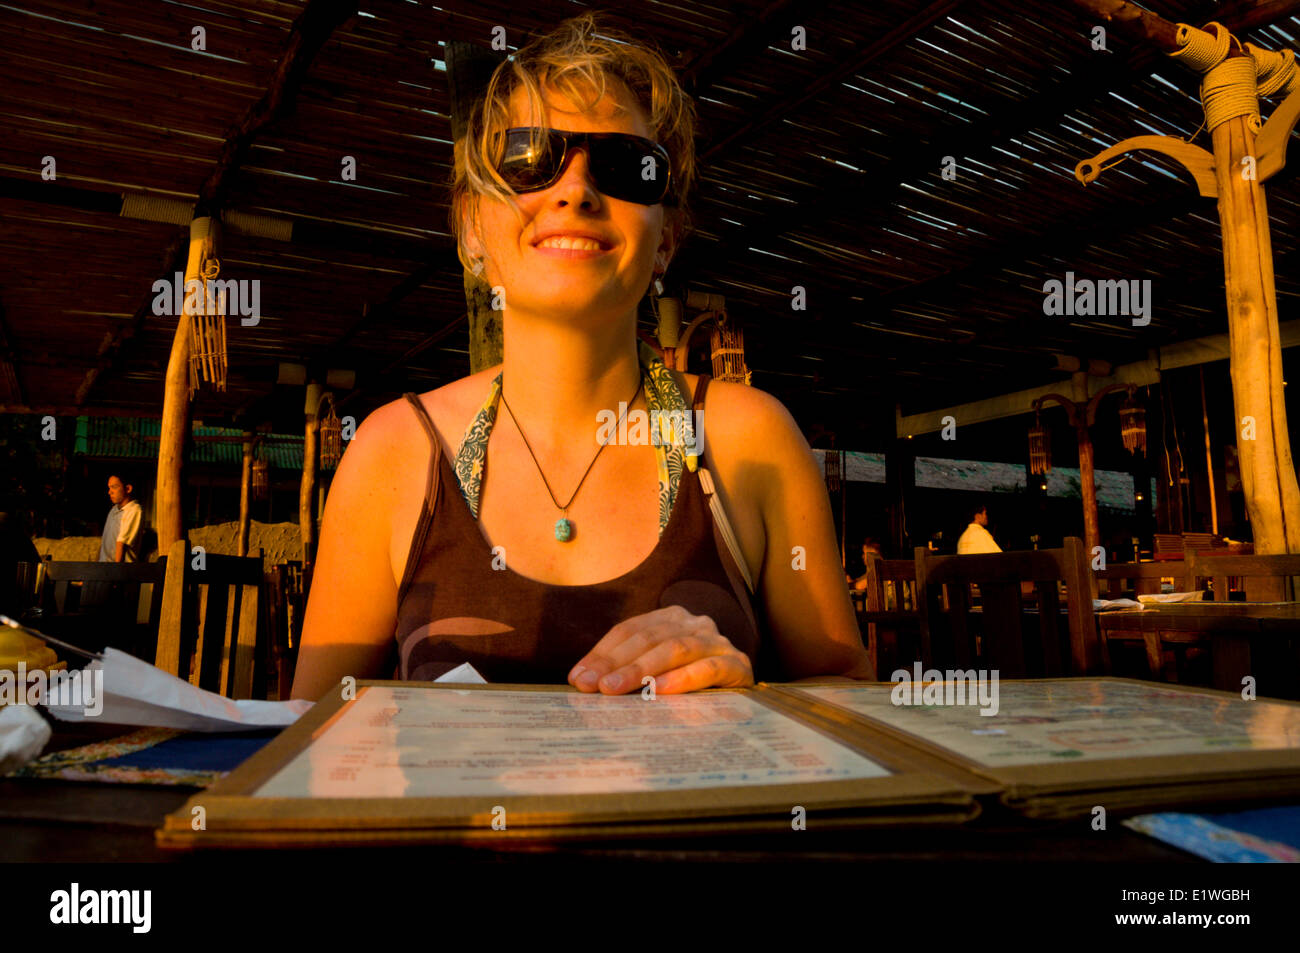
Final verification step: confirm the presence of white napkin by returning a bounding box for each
[1094,598,1144,611]
[1138,591,1206,604]
[44,648,313,733]
[0,703,53,773]
[433,662,487,684]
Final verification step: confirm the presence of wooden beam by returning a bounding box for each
[680,0,828,99]
[195,0,359,215]
[896,320,1300,436]
[1065,0,1182,53]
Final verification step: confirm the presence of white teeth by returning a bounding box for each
[538,236,602,251]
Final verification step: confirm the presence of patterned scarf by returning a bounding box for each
[452,341,698,535]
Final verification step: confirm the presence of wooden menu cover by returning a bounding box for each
[773,678,1300,819]
[157,681,998,848]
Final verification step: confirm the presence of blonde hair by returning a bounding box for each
[448,12,698,274]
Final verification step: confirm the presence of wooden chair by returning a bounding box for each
[913,538,1099,677]
[265,561,306,700]
[858,555,919,679]
[1094,559,1190,599]
[36,558,167,659]
[1188,551,1300,603]
[155,538,267,699]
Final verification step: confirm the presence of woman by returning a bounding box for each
[291,14,871,701]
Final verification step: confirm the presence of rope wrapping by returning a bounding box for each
[1200,56,1261,132]
[1246,42,1300,98]
[1171,21,1230,71]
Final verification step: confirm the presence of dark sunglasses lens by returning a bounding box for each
[499,130,562,191]
[588,137,669,204]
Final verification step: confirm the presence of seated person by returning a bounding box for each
[291,15,872,701]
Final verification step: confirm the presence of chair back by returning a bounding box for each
[1094,559,1190,598]
[858,556,919,679]
[1188,552,1300,602]
[37,559,167,658]
[265,561,306,700]
[914,538,1098,677]
[155,539,267,699]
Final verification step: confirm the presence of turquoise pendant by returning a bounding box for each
[555,517,574,542]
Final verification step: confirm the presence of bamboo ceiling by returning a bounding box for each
[1,0,1298,448]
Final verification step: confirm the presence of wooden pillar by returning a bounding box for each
[1075,419,1101,561]
[301,382,321,571]
[1210,84,1300,553]
[156,216,218,553]
[238,432,252,557]
[466,271,502,373]
[886,429,915,555]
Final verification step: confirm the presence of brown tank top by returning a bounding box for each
[392,375,767,684]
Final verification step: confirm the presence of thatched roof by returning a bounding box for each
[2,0,1298,447]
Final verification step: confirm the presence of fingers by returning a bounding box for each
[568,606,699,691]
[597,634,714,694]
[652,654,754,695]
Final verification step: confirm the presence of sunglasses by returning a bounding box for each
[496,127,674,206]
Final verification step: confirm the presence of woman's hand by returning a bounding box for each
[568,605,754,695]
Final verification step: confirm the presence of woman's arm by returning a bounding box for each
[716,385,874,680]
[290,406,407,701]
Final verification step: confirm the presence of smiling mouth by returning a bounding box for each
[534,236,609,251]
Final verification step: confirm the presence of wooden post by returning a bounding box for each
[1075,418,1101,562]
[1067,0,1300,553]
[886,422,915,555]
[1210,76,1300,553]
[238,432,253,557]
[466,271,503,373]
[301,382,321,571]
[156,216,219,553]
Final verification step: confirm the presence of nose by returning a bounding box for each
[549,146,602,210]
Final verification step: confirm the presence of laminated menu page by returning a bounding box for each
[158,681,998,847]
[772,678,1300,818]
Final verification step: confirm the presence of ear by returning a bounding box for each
[654,216,678,274]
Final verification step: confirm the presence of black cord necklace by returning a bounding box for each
[500,375,645,542]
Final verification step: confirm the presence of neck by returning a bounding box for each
[499,308,645,451]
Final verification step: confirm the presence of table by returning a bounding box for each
[0,721,1198,864]
[1097,602,1300,696]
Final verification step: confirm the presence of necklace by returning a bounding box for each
[500,375,645,542]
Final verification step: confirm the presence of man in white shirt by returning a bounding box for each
[957,503,1002,555]
[99,475,143,562]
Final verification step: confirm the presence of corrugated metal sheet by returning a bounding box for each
[74,417,303,469]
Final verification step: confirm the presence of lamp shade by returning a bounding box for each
[1120,395,1147,455]
[1028,412,1051,475]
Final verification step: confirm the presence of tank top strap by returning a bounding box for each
[398,392,443,603]
[692,373,711,412]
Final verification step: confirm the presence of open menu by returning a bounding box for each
[159,678,1300,847]
[158,682,996,847]
[774,679,1300,818]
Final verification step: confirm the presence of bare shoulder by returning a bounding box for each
[675,371,807,467]
[356,363,502,461]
